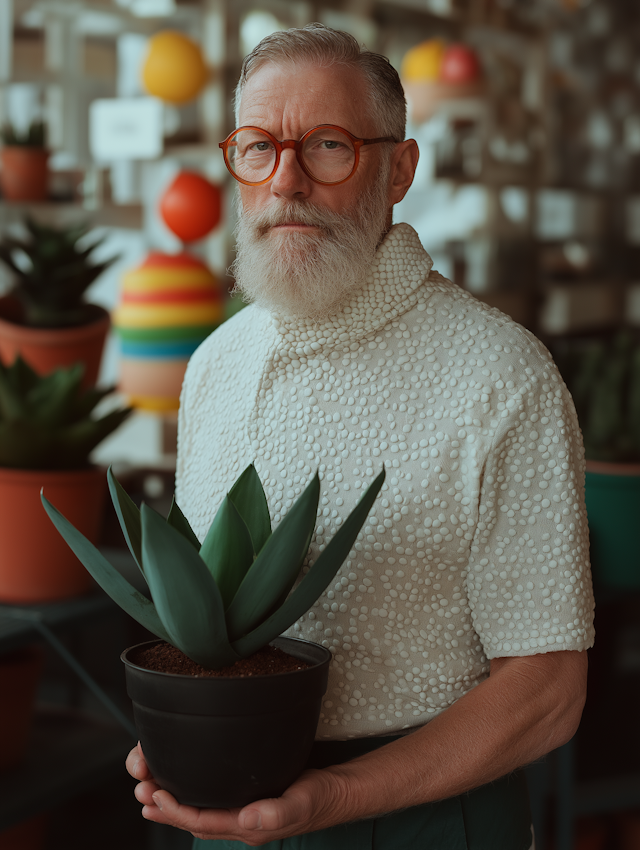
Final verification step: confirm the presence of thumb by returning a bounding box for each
[238,789,311,833]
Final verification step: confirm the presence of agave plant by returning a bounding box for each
[0,216,119,328]
[0,356,131,470]
[42,464,385,669]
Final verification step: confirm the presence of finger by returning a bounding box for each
[238,774,316,833]
[239,795,306,834]
[134,780,162,806]
[148,790,240,836]
[126,743,153,781]
[140,803,174,827]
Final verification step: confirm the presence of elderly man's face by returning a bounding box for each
[237,62,386,223]
[231,61,416,320]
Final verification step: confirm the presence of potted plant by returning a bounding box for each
[0,120,49,202]
[42,462,385,807]
[555,329,640,589]
[0,216,119,388]
[0,356,131,603]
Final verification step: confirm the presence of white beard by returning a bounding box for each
[230,162,391,322]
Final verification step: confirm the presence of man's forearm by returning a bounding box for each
[129,649,587,843]
[288,649,588,829]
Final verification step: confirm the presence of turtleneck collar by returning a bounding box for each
[270,223,434,355]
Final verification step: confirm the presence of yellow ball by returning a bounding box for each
[401,39,446,82]
[142,30,208,105]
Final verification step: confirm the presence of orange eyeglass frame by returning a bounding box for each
[218,124,397,186]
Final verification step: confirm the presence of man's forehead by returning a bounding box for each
[239,61,374,133]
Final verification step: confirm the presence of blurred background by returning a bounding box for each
[0,1,639,848]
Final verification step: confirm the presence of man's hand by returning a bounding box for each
[126,744,349,846]
[126,650,588,843]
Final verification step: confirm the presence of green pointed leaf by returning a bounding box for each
[228,464,272,555]
[225,472,320,642]
[233,468,386,657]
[66,384,113,421]
[0,360,29,421]
[141,505,239,668]
[107,466,143,575]
[57,408,132,466]
[7,356,42,396]
[28,364,84,427]
[199,495,255,608]
[167,497,201,550]
[41,493,170,642]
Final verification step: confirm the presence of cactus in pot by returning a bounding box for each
[41,461,385,806]
[0,215,120,388]
[0,356,132,603]
[0,216,119,329]
[0,355,132,470]
[0,121,49,202]
[42,463,385,669]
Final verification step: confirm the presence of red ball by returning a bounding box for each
[439,44,482,84]
[160,171,222,243]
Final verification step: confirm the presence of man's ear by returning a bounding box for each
[388,139,419,207]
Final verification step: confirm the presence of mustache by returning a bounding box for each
[239,200,350,237]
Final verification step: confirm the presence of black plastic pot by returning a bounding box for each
[121,636,331,808]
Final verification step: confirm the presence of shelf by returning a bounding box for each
[0,593,119,655]
[0,201,143,230]
[0,705,135,831]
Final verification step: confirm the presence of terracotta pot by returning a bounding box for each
[0,466,106,603]
[0,297,110,390]
[0,147,49,202]
[123,636,331,808]
[0,645,44,771]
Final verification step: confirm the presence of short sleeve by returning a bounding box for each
[465,362,595,659]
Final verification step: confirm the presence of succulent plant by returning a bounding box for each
[556,329,640,463]
[0,120,46,148]
[42,463,385,669]
[0,356,131,470]
[0,216,119,328]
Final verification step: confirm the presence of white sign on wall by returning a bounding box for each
[89,97,163,162]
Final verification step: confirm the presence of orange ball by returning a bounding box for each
[401,39,446,82]
[142,31,208,105]
[160,171,222,243]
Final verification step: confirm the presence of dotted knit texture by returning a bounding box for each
[176,223,595,740]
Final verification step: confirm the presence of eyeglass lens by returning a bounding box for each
[226,127,356,184]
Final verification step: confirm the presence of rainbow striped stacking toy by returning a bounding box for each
[113,251,223,411]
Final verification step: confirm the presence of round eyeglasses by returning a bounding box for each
[219,124,396,187]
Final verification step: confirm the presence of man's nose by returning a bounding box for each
[269,147,312,200]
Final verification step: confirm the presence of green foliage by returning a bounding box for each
[0,356,131,470]
[42,463,386,669]
[0,120,46,148]
[557,330,640,462]
[0,217,119,328]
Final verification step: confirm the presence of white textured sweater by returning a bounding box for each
[176,223,595,740]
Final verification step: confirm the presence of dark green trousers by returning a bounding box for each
[192,736,533,850]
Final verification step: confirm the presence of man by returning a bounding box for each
[126,24,594,849]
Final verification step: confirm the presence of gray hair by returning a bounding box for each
[234,23,406,142]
